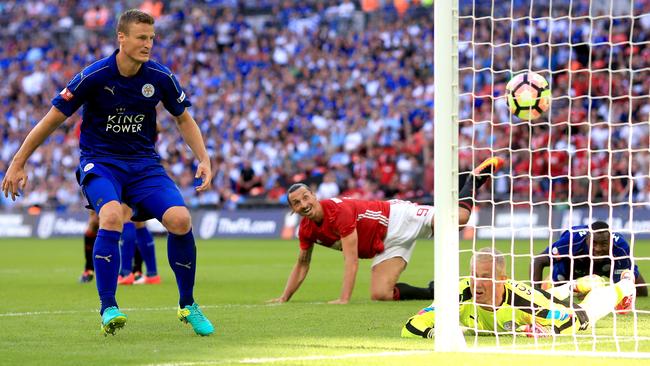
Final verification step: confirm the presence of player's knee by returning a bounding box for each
[121,204,133,222]
[458,208,470,226]
[98,204,123,231]
[370,291,393,301]
[371,286,395,301]
[162,207,192,235]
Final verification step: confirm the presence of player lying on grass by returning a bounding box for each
[531,221,647,309]
[401,247,636,338]
[268,157,504,304]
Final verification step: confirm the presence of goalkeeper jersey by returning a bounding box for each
[402,278,589,338]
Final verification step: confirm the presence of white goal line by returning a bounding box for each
[146,341,650,366]
[466,347,650,359]
[146,351,433,366]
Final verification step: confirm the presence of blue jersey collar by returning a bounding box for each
[109,49,147,78]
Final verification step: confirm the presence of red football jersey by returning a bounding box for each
[298,198,390,258]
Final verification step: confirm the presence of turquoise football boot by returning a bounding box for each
[101,306,127,336]
[177,303,214,336]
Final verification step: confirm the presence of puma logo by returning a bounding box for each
[104,85,115,95]
[175,261,192,269]
[95,254,112,263]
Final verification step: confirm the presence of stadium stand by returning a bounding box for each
[0,0,648,212]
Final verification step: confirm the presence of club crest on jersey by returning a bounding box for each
[83,163,94,172]
[59,88,74,101]
[141,83,155,97]
[503,321,515,331]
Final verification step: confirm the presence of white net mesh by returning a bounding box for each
[456,0,650,355]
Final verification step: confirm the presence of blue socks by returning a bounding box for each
[95,226,196,312]
[167,230,196,308]
[94,229,121,315]
[119,222,136,277]
[136,226,157,276]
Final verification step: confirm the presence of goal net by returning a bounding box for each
[435,0,650,357]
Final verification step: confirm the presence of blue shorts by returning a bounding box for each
[76,157,186,221]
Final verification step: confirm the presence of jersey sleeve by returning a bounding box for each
[299,239,313,251]
[402,279,471,338]
[297,222,314,251]
[401,304,435,338]
[550,230,573,256]
[459,278,472,302]
[160,71,192,116]
[508,280,588,334]
[330,200,357,237]
[611,234,639,281]
[52,71,93,116]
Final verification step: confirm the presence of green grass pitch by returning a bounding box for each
[1,237,650,365]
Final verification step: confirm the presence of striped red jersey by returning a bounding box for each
[298,198,390,258]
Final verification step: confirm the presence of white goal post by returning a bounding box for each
[433,0,464,352]
[434,0,650,357]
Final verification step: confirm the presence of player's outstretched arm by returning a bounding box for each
[267,247,313,303]
[2,107,67,200]
[173,110,211,191]
[330,229,359,304]
[531,252,550,289]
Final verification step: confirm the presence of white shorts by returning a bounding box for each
[372,200,435,267]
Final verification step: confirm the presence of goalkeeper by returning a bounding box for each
[531,221,647,300]
[401,247,636,338]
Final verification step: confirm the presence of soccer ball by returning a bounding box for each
[505,72,551,120]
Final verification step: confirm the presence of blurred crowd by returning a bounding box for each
[459,0,650,205]
[0,0,648,212]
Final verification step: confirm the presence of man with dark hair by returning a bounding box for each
[532,221,647,312]
[268,157,504,304]
[2,9,213,336]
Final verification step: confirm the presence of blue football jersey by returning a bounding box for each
[542,225,638,282]
[52,49,191,159]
